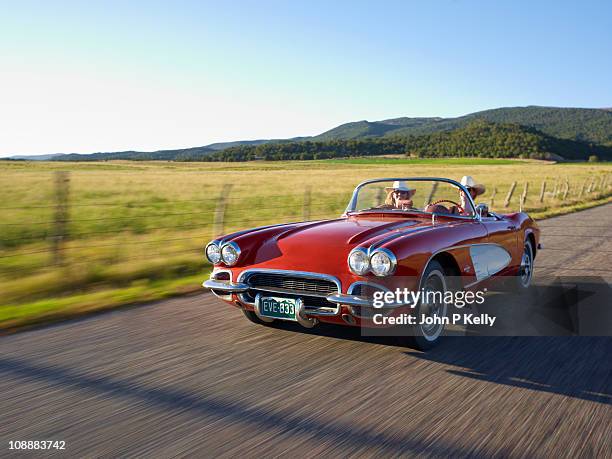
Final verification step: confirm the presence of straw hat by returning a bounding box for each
[460,176,486,196]
[384,180,416,193]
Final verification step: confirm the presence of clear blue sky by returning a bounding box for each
[1,0,611,156]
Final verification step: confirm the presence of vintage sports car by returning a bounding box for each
[203,177,540,349]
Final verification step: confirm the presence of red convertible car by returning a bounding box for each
[203,177,540,349]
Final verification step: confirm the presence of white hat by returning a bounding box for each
[460,176,485,195]
[384,180,416,192]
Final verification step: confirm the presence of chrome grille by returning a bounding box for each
[247,273,338,297]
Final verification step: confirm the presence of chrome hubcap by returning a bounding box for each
[420,271,447,341]
[520,246,533,287]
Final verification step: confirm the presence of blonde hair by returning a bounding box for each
[384,190,395,206]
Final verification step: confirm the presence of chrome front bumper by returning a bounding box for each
[203,272,412,318]
[326,293,372,307]
[202,279,249,293]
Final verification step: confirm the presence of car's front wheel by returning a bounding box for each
[401,260,449,351]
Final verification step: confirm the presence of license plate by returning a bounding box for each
[258,296,298,321]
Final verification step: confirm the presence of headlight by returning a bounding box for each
[348,248,369,275]
[221,242,241,266]
[369,249,397,277]
[205,242,221,264]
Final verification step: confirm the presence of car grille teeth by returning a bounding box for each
[247,274,338,296]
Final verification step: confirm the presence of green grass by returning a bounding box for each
[0,272,208,331]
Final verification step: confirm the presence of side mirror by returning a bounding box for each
[475,203,489,219]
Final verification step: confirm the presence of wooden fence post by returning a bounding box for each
[520,182,529,211]
[504,182,516,208]
[587,179,594,194]
[490,187,497,208]
[303,185,312,221]
[52,171,70,266]
[539,181,546,203]
[562,180,570,200]
[595,175,603,191]
[579,179,587,198]
[213,184,233,237]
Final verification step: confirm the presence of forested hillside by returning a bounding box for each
[198,121,612,162]
[314,106,612,145]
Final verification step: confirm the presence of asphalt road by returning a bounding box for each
[1,204,611,457]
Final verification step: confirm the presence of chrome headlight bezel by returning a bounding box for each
[205,241,222,264]
[348,247,370,276]
[220,241,241,266]
[369,248,397,277]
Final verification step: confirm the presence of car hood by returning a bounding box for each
[233,214,464,280]
[276,215,436,251]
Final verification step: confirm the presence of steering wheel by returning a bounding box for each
[431,199,464,215]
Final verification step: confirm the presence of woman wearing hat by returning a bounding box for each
[382,180,417,209]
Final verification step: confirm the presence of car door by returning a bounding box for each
[481,215,521,267]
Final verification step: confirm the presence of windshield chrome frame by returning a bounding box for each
[344,177,480,220]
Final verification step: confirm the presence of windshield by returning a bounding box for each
[346,178,477,217]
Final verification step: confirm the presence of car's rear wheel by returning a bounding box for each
[401,260,448,351]
[516,241,534,289]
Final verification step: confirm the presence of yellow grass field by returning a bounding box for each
[1,158,611,329]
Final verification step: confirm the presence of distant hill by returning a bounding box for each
[54,146,216,161]
[314,106,612,145]
[8,153,67,161]
[8,138,308,160]
[313,117,442,140]
[202,120,612,162]
[205,139,273,150]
